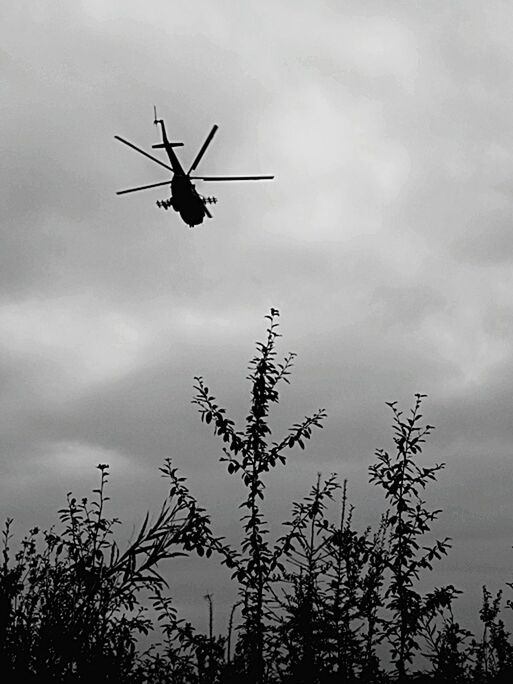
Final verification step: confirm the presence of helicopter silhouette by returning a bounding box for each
[115,108,274,228]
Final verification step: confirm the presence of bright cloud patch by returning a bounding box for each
[0,296,148,394]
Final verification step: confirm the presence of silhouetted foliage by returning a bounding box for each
[2,310,513,683]
[369,396,452,680]
[192,309,326,683]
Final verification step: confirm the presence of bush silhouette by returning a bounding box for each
[1,310,513,683]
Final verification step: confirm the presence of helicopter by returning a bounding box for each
[115,108,274,228]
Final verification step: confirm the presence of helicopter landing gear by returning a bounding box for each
[201,196,217,205]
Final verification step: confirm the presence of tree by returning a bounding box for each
[369,395,451,682]
[193,309,326,684]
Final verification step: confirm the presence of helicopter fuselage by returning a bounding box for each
[168,175,206,227]
[154,121,207,227]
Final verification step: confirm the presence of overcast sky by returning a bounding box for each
[2,0,513,635]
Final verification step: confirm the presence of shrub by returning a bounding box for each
[2,310,512,683]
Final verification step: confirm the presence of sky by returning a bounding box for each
[2,0,513,636]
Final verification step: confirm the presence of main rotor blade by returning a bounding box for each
[115,136,174,172]
[190,175,274,181]
[116,180,171,195]
[188,125,218,174]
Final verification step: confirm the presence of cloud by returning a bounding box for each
[2,0,513,636]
